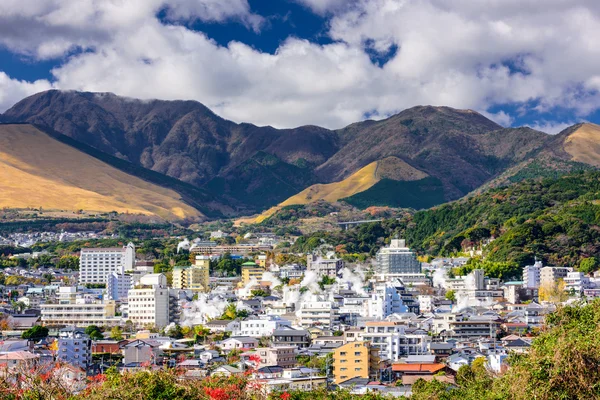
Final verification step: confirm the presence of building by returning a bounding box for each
[238,315,291,337]
[332,341,379,384]
[172,256,210,293]
[367,281,409,319]
[361,322,430,362]
[298,300,340,329]
[241,262,264,285]
[256,255,268,268]
[376,239,421,274]
[272,328,311,348]
[564,271,592,294]
[79,243,135,284]
[127,274,170,328]
[247,346,296,368]
[210,230,229,239]
[307,255,343,278]
[540,266,572,288]
[523,261,542,288]
[40,286,119,327]
[57,327,92,370]
[106,272,132,301]
[220,336,259,350]
[40,298,119,327]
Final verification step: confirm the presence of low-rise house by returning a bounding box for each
[391,362,450,382]
[212,365,243,377]
[220,336,259,350]
[204,319,240,333]
[92,340,128,355]
[121,339,161,365]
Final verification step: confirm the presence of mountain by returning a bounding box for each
[3,90,337,213]
[3,90,596,216]
[0,124,202,220]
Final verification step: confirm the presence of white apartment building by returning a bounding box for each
[40,288,120,327]
[523,261,542,288]
[127,274,170,328]
[106,272,132,301]
[564,271,592,293]
[79,243,136,284]
[361,322,430,361]
[237,315,292,337]
[367,282,408,319]
[298,301,340,329]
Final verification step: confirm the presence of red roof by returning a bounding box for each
[392,363,446,373]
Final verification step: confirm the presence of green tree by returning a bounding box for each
[110,326,124,340]
[579,257,599,274]
[85,325,104,340]
[22,325,49,340]
[445,290,456,302]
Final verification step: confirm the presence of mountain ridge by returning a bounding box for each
[2,90,596,216]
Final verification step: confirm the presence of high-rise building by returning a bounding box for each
[57,327,92,370]
[376,239,421,274]
[79,243,136,285]
[128,274,170,328]
[523,261,542,288]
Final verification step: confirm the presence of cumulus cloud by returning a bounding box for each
[1,0,600,128]
[526,121,575,135]
[0,72,53,113]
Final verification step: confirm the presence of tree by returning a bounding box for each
[110,326,123,341]
[250,289,268,298]
[56,255,79,270]
[22,325,49,340]
[85,325,104,340]
[445,290,456,302]
[579,257,599,274]
[538,279,568,303]
[165,324,184,339]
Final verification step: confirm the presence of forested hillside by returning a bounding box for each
[406,170,600,269]
[284,171,600,272]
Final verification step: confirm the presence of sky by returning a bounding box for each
[1,0,600,133]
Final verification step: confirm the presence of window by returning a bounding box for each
[355,368,362,371]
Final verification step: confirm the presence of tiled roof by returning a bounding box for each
[392,363,446,373]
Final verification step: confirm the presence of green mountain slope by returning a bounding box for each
[405,171,600,268]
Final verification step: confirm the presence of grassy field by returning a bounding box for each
[563,123,600,166]
[0,124,201,220]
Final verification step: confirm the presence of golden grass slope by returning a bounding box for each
[563,123,600,167]
[235,156,427,225]
[0,124,201,220]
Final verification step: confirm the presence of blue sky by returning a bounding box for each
[1,0,600,133]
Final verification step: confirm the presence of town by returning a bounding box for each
[0,225,592,398]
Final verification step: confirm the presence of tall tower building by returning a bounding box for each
[172,256,210,293]
[376,238,421,274]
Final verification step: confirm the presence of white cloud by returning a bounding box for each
[292,0,352,15]
[0,72,53,112]
[1,0,600,129]
[526,121,574,135]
